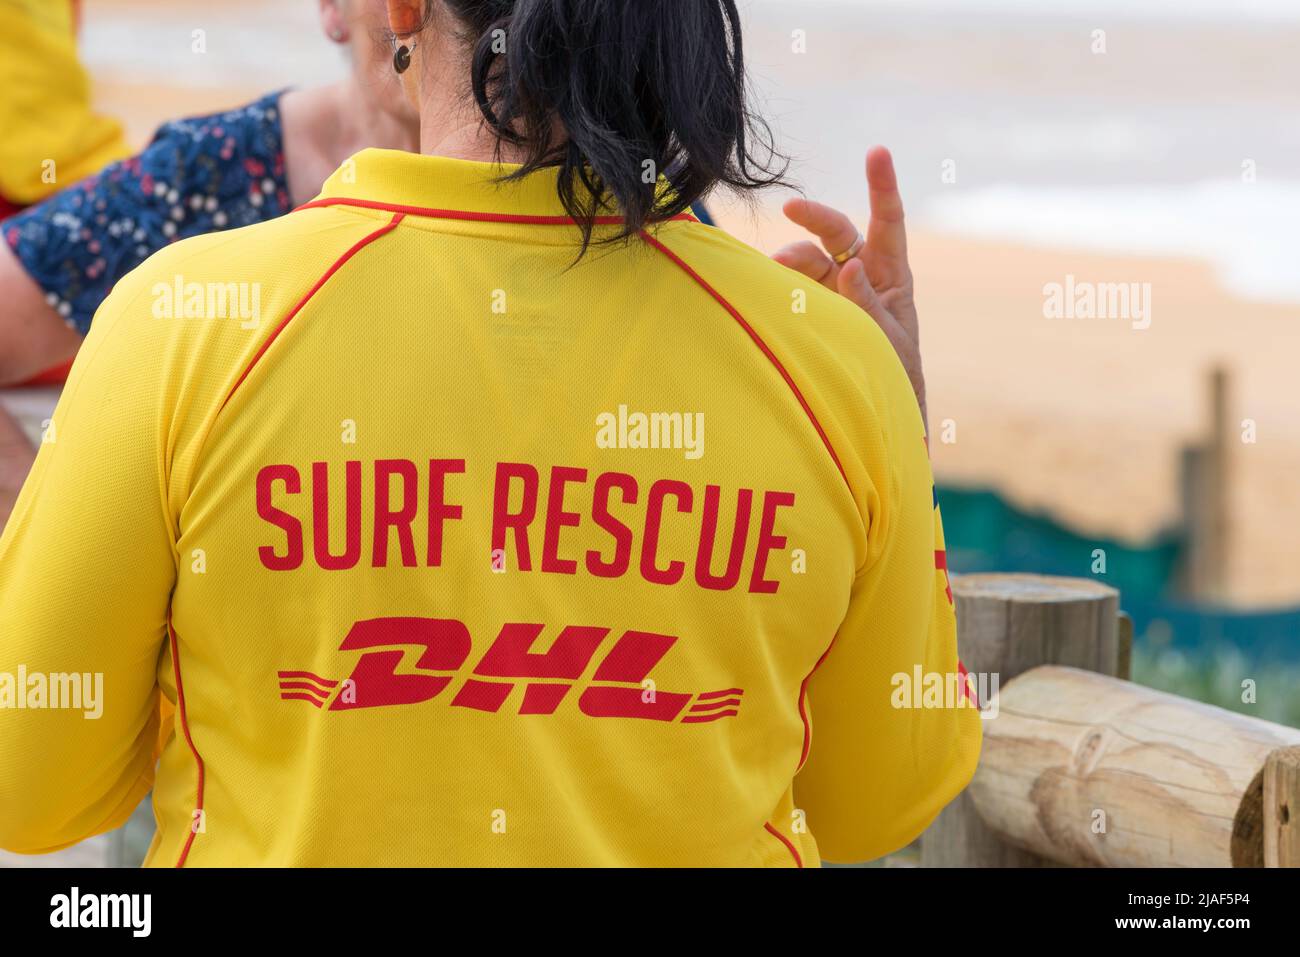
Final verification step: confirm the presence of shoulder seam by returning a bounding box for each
[637,230,850,490]
[218,212,404,412]
[175,212,404,519]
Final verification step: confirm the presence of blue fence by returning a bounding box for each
[938,485,1300,663]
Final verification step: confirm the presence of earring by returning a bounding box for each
[392,35,417,74]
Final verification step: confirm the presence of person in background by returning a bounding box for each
[0,0,707,390]
[0,0,421,386]
[0,0,975,866]
[0,0,423,525]
[0,0,131,217]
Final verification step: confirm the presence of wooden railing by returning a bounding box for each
[922,573,1300,867]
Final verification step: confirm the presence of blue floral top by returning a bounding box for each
[3,91,291,335]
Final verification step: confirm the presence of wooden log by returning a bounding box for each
[920,574,1120,867]
[967,665,1300,867]
[1116,612,1133,682]
[1264,746,1300,867]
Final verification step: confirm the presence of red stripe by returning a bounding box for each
[680,709,740,723]
[689,697,742,712]
[276,670,338,688]
[277,681,330,697]
[639,231,849,487]
[16,358,74,387]
[219,213,404,412]
[696,688,743,700]
[168,618,205,868]
[958,659,978,707]
[764,822,804,868]
[297,196,697,227]
[280,692,326,708]
[935,549,953,604]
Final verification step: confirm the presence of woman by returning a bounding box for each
[0,0,978,866]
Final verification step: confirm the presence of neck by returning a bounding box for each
[413,41,532,166]
[334,76,420,156]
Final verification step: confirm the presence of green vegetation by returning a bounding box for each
[1131,642,1300,730]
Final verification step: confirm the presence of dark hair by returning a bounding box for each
[418,0,789,251]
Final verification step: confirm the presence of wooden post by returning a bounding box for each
[967,667,1300,867]
[1264,746,1300,867]
[1116,611,1133,682]
[1206,366,1230,601]
[1179,445,1211,597]
[1178,366,1231,600]
[920,574,1120,867]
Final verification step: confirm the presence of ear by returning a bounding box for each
[386,0,424,36]
[318,0,349,44]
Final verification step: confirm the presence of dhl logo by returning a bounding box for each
[278,617,742,723]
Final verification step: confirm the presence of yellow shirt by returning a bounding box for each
[0,149,980,866]
[0,0,131,205]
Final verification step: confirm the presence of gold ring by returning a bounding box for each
[831,230,865,264]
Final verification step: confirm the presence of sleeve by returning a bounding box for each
[0,273,175,854]
[793,399,982,864]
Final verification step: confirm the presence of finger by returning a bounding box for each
[771,241,838,288]
[865,145,908,259]
[782,197,862,263]
[839,259,909,348]
[839,260,924,408]
[836,258,889,324]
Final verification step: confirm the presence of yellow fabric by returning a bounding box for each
[0,149,980,866]
[0,0,131,204]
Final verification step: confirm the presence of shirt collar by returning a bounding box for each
[314,148,687,225]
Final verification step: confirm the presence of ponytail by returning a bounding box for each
[436,0,789,251]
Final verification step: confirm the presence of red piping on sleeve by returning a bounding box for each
[220,213,405,412]
[168,617,205,868]
[794,636,840,771]
[764,822,805,868]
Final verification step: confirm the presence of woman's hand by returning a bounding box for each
[771,146,927,431]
